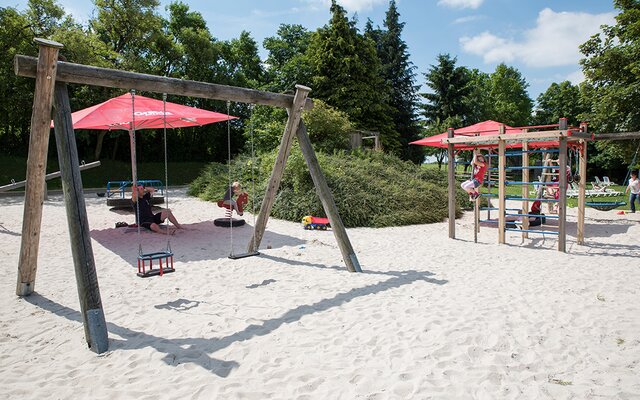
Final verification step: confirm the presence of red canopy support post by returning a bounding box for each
[16,38,63,296]
[521,138,530,238]
[447,128,456,239]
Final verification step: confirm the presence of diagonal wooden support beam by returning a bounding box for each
[247,85,310,253]
[296,121,362,273]
[16,39,63,296]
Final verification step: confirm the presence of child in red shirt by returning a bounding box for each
[461,151,487,200]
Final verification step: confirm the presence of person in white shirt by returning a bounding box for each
[625,171,640,213]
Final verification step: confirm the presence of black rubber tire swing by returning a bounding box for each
[214,217,246,227]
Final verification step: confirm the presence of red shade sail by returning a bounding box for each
[410,120,522,150]
[52,93,236,131]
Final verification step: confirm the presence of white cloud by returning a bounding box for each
[460,8,616,68]
[301,0,386,12]
[438,0,483,10]
[566,70,585,85]
[453,15,484,24]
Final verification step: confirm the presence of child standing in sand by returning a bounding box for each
[625,171,639,213]
[461,151,487,200]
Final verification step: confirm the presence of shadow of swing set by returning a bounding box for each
[13,38,363,354]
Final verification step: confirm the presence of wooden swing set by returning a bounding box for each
[14,38,362,354]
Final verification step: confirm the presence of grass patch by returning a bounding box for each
[0,155,207,191]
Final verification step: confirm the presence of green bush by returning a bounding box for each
[189,148,468,227]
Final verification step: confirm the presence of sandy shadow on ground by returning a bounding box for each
[90,220,305,264]
[25,269,446,377]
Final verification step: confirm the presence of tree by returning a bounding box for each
[307,0,400,153]
[366,1,422,163]
[462,68,492,125]
[421,54,471,125]
[263,24,313,92]
[487,63,532,126]
[534,81,587,126]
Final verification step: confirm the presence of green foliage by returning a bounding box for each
[487,63,533,126]
[421,54,471,125]
[190,149,466,228]
[307,0,401,154]
[263,24,313,92]
[302,100,353,153]
[462,68,492,125]
[534,81,587,126]
[366,1,422,163]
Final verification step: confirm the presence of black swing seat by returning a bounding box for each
[214,217,246,228]
[137,251,175,277]
[585,201,626,211]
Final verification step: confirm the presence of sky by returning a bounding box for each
[1,0,618,100]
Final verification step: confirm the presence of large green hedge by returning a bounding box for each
[188,148,468,228]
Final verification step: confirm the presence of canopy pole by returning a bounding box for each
[577,123,588,245]
[447,128,456,239]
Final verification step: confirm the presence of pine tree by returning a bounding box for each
[367,0,422,162]
[308,0,400,153]
[421,54,471,125]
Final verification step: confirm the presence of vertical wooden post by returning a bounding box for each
[248,85,310,253]
[498,125,506,244]
[16,39,63,296]
[296,121,362,272]
[577,124,587,245]
[558,119,568,252]
[473,195,479,243]
[447,128,456,239]
[521,140,530,237]
[53,83,109,353]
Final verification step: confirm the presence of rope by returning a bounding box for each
[249,104,257,251]
[131,90,142,256]
[163,93,171,251]
[622,140,640,187]
[227,100,233,257]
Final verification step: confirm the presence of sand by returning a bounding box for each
[0,189,639,399]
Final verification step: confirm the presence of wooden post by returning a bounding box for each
[447,128,456,239]
[296,121,362,272]
[521,140,530,237]
[0,161,101,192]
[248,85,310,253]
[558,118,568,252]
[474,195,479,243]
[498,126,506,244]
[52,83,109,353]
[577,125,587,245]
[16,39,63,296]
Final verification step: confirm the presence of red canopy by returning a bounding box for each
[52,93,236,131]
[410,120,522,150]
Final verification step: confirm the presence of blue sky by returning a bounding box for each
[2,0,617,100]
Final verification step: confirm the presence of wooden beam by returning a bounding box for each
[498,137,506,244]
[521,140,530,237]
[442,130,589,146]
[577,134,587,245]
[15,54,313,110]
[447,128,456,239]
[248,85,310,253]
[16,39,63,296]
[52,82,109,353]
[0,161,100,192]
[558,136,568,253]
[594,132,640,141]
[296,121,362,272]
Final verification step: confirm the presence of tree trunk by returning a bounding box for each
[94,130,107,160]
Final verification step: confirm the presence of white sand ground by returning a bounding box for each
[0,189,639,399]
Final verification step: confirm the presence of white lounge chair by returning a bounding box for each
[603,176,616,186]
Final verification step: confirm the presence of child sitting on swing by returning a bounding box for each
[461,150,487,200]
[222,181,245,216]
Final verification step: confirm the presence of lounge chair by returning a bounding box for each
[603,176,616,186]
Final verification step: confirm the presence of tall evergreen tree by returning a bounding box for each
[307,0,400,153]
[421,54,470,125]
[366,1,422,163]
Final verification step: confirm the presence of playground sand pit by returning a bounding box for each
[0,189,639,399]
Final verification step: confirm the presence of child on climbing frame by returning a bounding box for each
[461,150,487,200]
